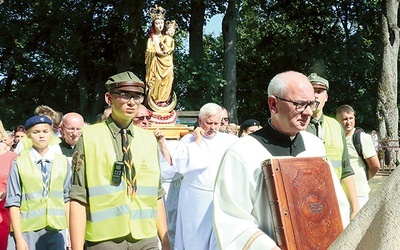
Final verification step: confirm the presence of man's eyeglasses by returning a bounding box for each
[133,116,152,121]
[112,92,144,104]
[275,96,319,112]
[62,124,82,132]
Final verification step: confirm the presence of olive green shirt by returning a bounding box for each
[69,117,165,204]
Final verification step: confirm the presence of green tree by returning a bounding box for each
[235,0,381,128]
[0,0,388,134]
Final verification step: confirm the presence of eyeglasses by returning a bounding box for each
[112,92,144,104]
[133,116,152,121]
[275,96,319,112]
[62,124,82,132]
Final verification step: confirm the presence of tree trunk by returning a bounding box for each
[377,0,399,141]
[222,0,239,124]
[189,0,205,62]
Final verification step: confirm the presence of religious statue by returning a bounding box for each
[145,5,177,114]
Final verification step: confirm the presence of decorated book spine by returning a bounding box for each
[261,160,288,250]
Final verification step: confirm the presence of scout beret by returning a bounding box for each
[240,119,260,130]
[308,73,329,90]
[105,71,145,94]
[25,115,52,130]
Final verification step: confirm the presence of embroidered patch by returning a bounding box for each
[72,151,84,171]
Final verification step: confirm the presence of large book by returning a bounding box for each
[261,157,343,250]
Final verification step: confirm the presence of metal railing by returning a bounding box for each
[376,140,399,175]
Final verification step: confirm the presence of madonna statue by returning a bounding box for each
[145,5,177,113]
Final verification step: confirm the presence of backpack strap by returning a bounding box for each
[352,127,370,180]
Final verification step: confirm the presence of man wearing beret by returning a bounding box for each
[69,71,169,250]
[306,73,360,220]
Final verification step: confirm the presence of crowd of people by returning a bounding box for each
[0,69,390,250]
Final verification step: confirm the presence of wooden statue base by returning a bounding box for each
[148,123,193,139]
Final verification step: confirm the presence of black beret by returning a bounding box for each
[240,119,260,130]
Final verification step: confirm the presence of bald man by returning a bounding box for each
[213,71,350,249]
[60,112,84,160]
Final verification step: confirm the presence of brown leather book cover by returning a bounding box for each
[262,157,343,250]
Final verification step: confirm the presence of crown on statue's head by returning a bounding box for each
[150,5,166,21]
[166,20,178,30]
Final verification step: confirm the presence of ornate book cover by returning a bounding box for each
[261,157,343,250]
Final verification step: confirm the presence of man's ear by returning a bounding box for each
[105,92,112,106]
[268,96,278,114]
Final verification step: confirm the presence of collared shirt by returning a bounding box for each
[307,116,323,138]
[30,148,54,172]
[309,117,324,139]
[69,116,165,205]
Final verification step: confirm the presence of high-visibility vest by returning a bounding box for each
[322,116,346,179]
[83,123,160,242]
[18,153,68,232]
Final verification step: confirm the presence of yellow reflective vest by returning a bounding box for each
[83,123,160,242]
[17,153,68,232]
[322,115,347,179]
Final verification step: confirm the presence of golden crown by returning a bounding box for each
[150,5,166,21]
[166,20,178,30]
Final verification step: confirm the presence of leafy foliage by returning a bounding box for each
[235,0,381,129]
[174,34,225,111]
[0,0,388,133]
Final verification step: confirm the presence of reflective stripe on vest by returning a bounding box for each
[17,154,68,232]
[83,123,160,242]
[322,116,345,179]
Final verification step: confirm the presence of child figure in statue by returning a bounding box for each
[160,20,178,57]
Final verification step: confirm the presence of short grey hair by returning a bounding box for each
[268,72,289,97]
[268,71,308,97]
[199,103,222,120]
